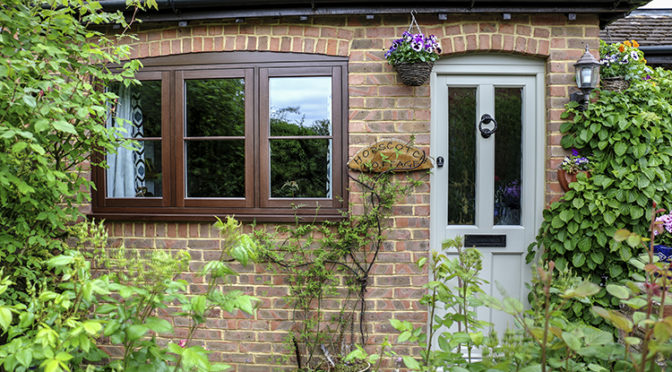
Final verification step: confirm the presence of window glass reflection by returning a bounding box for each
[269,77,332,136]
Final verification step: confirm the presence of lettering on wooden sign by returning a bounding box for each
[348,139,433,173]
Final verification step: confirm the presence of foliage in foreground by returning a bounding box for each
[351,217,672,371]
[0,217,258,372]
[0,0,149,302]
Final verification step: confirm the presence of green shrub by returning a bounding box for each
[0,0,150,302]
[529,68,672,324]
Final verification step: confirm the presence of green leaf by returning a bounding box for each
[47,255,74,267]
[572,253,586,267]
[606,284,629,300]
[182,346,210,371]
[626,234,641,248]
[402,355,421,370]
[52,120,77,135]
[144,317,173,334]
[235,295,255,315]
[614,229,630,242]
[191,295,207,316]
[42,359,61,372]
[562,332,581,351]
[614,142,627,156]
[519,364,542,372]
[126,324,149,341]
[16,348,32,367]
[82,320,102,336]
[0,307,12,331]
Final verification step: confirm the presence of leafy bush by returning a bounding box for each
[0,0,148,302]
[529,67,672,324]
[0,217,258,372]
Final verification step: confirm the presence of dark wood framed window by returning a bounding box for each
[92,52,348,221]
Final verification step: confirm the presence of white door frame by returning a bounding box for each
[429,54,546,332]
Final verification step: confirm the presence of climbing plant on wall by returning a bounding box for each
[529,67,672,324]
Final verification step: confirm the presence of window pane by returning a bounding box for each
[186,140,244,197]
[269,77,332,136]
[107,140,162,197]
[270,139,331,198]
[185,79,245,137]
[448,88,476,225]
[108,81,162,138]
[494,87,522,226]
[106,80,162,198]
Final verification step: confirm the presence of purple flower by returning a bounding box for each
[655,213,672,236]
[645,74,652,80]
[620,55,629,64]
[411,41,423,52]
[571,148,579,157]
[630,51,639,60]
[402,31,412,42]
[177,339,187,348]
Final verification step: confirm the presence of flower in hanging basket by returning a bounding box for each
[385,31,441,65]
[599,39,649,82]
[653,210,672,261]
[386,31,441,86]
[560,148,591,174]
[557,149,591,192]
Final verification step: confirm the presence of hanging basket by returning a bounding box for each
[557,169,590,192]
[394,62,433,86]
[600,76,629,92]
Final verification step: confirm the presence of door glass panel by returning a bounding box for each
[494,87,522,225]
[448,87,476,225]
[106,80,162,198]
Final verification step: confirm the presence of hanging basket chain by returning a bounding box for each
[407,10,423,35]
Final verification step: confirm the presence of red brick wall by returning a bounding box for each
[94,13,601,370]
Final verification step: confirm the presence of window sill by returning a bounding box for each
[88,208,345,223]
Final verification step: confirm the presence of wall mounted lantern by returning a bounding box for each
[570,45,600,111]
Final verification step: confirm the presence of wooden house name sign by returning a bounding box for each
[348,139,433,173]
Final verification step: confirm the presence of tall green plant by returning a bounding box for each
[529,68,672,323]
[0,0,154,301]
[256,152,425,370]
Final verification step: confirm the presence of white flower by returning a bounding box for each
[630,51,639,60]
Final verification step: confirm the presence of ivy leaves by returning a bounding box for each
[534,76,672,323]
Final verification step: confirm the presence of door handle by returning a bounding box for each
[478,113,498,138]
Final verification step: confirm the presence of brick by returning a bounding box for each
[466,34,477,50]
[462,23,477,34]
[452,36,465,52]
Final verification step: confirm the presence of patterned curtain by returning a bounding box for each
[107,85,146,197]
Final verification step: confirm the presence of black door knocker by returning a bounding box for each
[478,113,498,138]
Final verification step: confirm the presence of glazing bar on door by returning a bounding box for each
[464,234,506,248]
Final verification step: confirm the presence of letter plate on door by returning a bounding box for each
[464,234,506,248]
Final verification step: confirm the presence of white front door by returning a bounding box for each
[430,55,545,337]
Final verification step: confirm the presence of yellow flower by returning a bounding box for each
[643,58,647,64]
[632,40,639,48]
[624,40,632,47]
[618,44,625,52]
[652,82,657,87]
